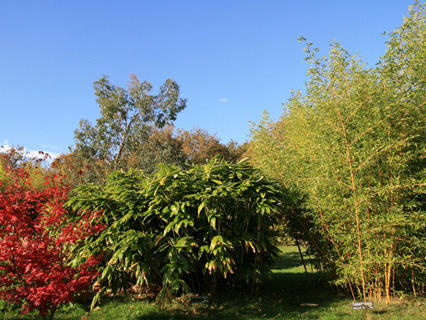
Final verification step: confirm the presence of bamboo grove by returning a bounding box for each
[248,3,425,302]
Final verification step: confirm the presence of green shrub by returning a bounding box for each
[67,158,287,305]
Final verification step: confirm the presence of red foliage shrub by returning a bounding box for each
[0,167,104,319]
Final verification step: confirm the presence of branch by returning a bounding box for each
[353,134,410,174]
[114,115,138,165]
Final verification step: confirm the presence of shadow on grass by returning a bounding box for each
[132,248,341,320]
[2,247,346,320]
[130,273,341,320]
[96,248,339,320]
[272,250,304,270]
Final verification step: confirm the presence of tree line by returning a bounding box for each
[54,72,247,186]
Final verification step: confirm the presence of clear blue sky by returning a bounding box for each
[0,0,414,155]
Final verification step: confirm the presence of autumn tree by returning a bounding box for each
[0,166,103,319]
[0,146,53,190]
[51,152,109,188]
[177,128,247,165]
[0,146,26,169]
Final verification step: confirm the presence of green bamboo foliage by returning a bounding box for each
[67,158,286,306]
[249,2,425,302]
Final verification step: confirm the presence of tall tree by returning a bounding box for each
[127,125,187,174]
[248,2,425,301]
[176,128,247,165]
[72,74,186,171]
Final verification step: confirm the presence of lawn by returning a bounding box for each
[1,246,424,320]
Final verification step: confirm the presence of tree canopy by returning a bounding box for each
[72,75,187,171]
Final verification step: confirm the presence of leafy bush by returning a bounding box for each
[0,167,103,319]
[67,159,287,304]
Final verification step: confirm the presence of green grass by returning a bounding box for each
[1,246,424,320]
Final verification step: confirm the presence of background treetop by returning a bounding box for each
[72,75,187,169]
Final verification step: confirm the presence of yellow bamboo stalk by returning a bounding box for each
[337,109,367,301]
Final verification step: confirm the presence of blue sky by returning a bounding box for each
[0,0,414,155]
